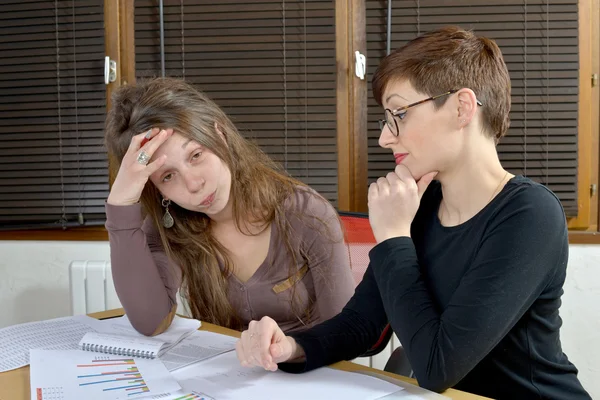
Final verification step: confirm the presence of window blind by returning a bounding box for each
[0,0,108,229]
[366,0,579,216]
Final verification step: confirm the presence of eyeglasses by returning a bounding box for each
[378,89,484,136]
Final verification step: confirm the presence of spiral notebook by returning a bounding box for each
[77,314,202,359]
[78,331,168,359]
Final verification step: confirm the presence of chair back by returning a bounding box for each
[337,211,399,369]
[339,212,377,286]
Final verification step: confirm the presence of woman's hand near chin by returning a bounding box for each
[368,165,438,243]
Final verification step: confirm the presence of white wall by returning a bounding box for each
[0,241,597,397]
[559,245,600,398]
[0,241,110,326]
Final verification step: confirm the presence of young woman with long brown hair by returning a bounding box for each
[103,78,355,337]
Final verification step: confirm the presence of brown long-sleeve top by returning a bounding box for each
[105,188,355,336]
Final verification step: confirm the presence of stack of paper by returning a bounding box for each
[159,330,237,371]
[0,315,98,372]
[166,351,403,400]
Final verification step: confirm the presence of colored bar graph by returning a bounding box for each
[77,367,140,379]
[173,392,212,400]
[77,359,136,368]
[126,386,150,396]
[76,358,150,397]
[104,383,146,391]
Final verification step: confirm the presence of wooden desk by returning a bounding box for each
[0,309,488,400]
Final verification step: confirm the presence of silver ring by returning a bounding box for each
[136,151,150,165]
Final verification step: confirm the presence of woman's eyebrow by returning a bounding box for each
[385,93,409,103]
[181,139,192,149]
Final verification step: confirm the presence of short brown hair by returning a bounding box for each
[372,26,511,141]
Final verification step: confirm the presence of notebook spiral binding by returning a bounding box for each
[80,342,156,359]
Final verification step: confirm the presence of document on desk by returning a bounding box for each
[355,371,450,399]
[91,314,202,354]
[29,349,181,400]
[0,315,98,373]
[159,330,237,371]
[165,351,403,400]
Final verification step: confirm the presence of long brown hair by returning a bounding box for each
[104,78,337,330]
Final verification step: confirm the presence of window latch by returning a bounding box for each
[104,56,117,85]
[354,51,366,80]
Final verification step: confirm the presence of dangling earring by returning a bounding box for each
[162,198,174,228]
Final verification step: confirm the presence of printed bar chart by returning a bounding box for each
[30,349,181,400]
[76,358,150,396]
[172,392,214,400]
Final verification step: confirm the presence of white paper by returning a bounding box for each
[93,315,201,355]
[355,371,450,399]
[148,388,215,400]
[159,330,237,371]
[170,351,402,400]
[0,315,98,372]
[30,349,181,400]
[375,394,445,400]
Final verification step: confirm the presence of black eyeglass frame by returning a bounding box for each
[378,89,483,136]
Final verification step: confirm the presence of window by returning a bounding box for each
[0,0,108,230]
[1,0,597,237]
[365,0,592,224]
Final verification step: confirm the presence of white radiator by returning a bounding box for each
[69,260,121,315]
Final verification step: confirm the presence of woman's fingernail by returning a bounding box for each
[144,129,153,138]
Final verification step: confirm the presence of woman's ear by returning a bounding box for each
[456,88,478,129]
[214,122,228,145]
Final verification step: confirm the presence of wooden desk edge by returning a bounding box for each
[0,308,488,400]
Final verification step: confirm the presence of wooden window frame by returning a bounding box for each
[568,0,598,231]
[336,0,368,213]
[1,0,598,243]
[570,0,600,243]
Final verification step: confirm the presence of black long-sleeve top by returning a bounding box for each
[280,176,590,400]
